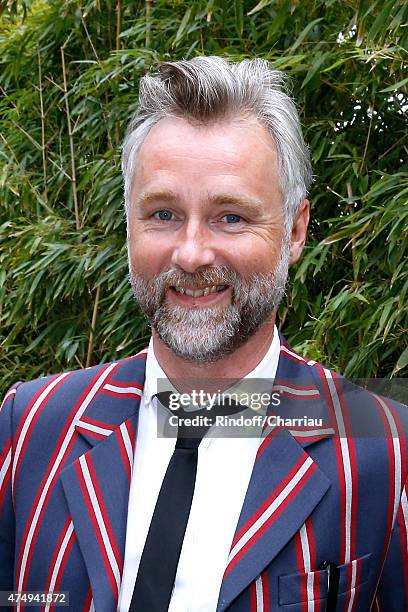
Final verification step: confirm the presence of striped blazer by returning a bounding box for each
[1,336,408,611]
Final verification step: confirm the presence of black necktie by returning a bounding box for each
[129,397,208,612]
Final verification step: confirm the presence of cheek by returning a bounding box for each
[225,235,282,274]
[128,232,171,273]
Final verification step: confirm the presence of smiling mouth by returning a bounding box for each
[171,284,228,298]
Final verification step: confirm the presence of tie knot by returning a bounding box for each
[155,391,211,445]
[155,390,251,445]
[175,436,203,450]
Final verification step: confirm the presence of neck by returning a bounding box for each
[151,315,277,386]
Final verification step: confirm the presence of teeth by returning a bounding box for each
[174,284,227,297]
[185,288,197,297]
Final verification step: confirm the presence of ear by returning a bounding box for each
[289,199,310,265]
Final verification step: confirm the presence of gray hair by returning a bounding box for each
[121,56,312,229]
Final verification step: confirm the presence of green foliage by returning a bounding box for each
[1,0,407,393]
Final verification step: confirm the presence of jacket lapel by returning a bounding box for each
[217,338,333,611]
[60,351,147,612]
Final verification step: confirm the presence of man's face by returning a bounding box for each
[128,116,302,363]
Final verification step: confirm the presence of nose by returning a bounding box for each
[170,219,216,273]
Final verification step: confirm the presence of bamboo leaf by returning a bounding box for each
[393,346,408,375]
[234,0,243,36]
[287,18,324,55]
[247,0,272,16]
[173,7,193,47]
[380,76,408,93]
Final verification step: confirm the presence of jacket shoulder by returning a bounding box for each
[279,338,408,438]
[2,347,148,425]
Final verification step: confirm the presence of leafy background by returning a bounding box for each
[1,0,407,395]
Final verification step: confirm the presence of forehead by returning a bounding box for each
[131,116,281,201]
[139,114,277,158]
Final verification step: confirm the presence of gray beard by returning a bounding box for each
[129,241,290,364]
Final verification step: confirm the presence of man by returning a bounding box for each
[0,56,407,611]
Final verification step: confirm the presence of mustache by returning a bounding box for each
[152,266,239,289]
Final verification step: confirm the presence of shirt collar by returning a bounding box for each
[142,337,169,406]
[143,325,280,411]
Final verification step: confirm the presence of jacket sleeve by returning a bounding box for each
[375,477,408,609]
[0,384,20,590]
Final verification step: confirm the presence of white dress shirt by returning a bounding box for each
[117,327,280,612]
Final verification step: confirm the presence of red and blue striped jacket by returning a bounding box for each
[1,336,408,611]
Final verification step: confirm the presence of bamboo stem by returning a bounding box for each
[37,49,47,201]
[346,181,361,343]
[359,103,374,173]
[61,45,80,230]
[146,0,153,47]
[86,285,101,368]
[81,15,113,147]
[82,16,100,61]
[116,0,122,49]
[346,180,358,281]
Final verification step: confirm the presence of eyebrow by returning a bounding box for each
[134,190,263,216]
[135,190,178,208]
[209,193,264,216]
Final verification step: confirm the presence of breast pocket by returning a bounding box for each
[278,553,371,610]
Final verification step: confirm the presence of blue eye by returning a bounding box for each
[224,214,242,223]
[155,210,173,221]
